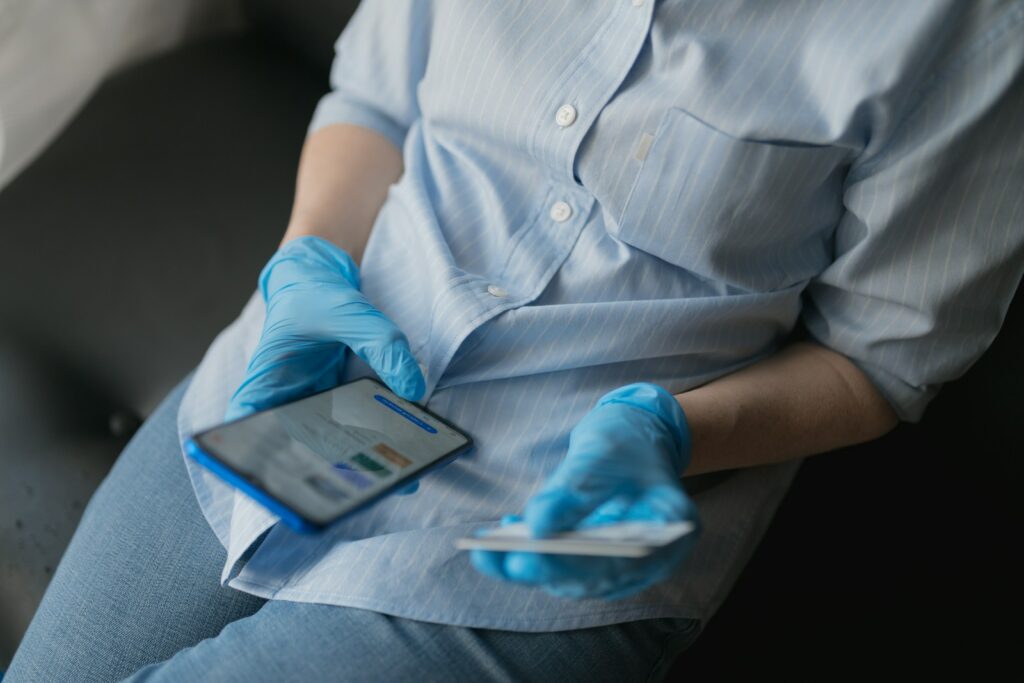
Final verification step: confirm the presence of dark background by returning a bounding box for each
[1,1,1019,678]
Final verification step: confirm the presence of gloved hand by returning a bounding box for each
[470,382,701,599]
[226,236,426,492]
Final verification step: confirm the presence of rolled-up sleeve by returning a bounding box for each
[307,0,433,152]
[801,4,1024,422]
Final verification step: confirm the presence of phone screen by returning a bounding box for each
[186,378,472,531]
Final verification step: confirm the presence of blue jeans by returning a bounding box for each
[5,377,700,682]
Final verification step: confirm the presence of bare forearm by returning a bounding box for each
[282,123,404,264]
[677,341,899,477]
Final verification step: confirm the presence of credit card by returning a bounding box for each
[454,520,695,558]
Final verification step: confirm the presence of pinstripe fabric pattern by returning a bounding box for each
[176,0,1024,631]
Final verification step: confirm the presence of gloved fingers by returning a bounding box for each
[500,552,652,599]
[469,549,510,580]
[466,515,523,579]
[578,494,633,526]
[527,486,692,535]
[540,536,698,600]
[502,551,602,586]
[620,483,695,523]
[523,488,605,538]
[226,342,343,421]
[334,308,425,402]
[469,533,699,600]
[522,461,628,537]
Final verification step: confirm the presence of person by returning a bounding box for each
[7,1,1023,681]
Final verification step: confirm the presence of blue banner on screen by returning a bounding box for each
[374,394,437,433]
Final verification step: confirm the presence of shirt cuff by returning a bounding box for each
[307,93,408,154]
[834,350,940,424]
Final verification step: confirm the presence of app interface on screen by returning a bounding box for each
[198,380,468,521]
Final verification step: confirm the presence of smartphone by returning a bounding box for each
[184,377,473,534]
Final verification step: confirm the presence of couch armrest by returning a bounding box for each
[0,0,243,190]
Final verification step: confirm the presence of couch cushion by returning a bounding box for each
[0,34,326,417]
[242,0,360,74]
[0,339,128,667]
[0,32,330,667]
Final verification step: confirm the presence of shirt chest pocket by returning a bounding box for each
[611,107,851,292]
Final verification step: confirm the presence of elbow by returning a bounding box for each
[802,341,901,444]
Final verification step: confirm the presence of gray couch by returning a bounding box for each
[2,1,1020,677]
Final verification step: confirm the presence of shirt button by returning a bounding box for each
[631,0,644,7]
[417,361,428,378]
[549,201,572,222]
[486,284,509,298]
[555,104,577,127]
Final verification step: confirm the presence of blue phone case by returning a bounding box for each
[184,438,470,534]
[184,438,321,533]
[183,380,473,534]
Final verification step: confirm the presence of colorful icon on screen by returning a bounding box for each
[351,452,391,479]
[331,461,373,489]
[306,474,350,500]
[372,443,412,468]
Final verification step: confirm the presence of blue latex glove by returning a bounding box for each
[226,235,426,492]
[470,382,701,599]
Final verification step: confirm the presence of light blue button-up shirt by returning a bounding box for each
[177,0,1024,631]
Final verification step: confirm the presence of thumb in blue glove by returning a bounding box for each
[470,382,701,598]
[226,235,425,494]
[227,235,425,421]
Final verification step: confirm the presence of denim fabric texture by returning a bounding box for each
[6,376,700,682]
